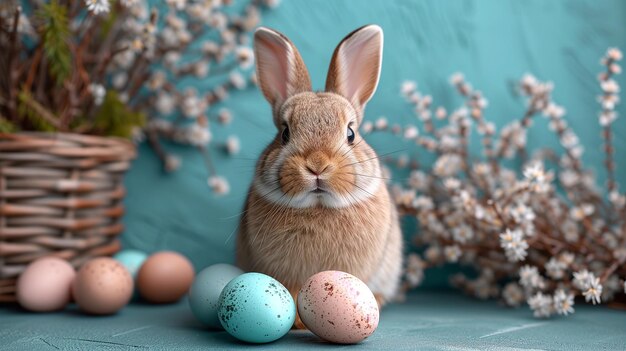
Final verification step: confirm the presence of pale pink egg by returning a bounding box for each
[17,257,76,312]
[298,271,379,344]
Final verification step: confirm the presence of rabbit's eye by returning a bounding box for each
[347,126,355,144]
[281,126,290,144]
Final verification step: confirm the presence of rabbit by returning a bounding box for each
[236,25,403,328]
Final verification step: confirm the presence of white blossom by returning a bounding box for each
[404,125,419,140]
[164,154,181,172]
[450,72,464,85]
[112,72,128,89]
[519,265,545,289]
[89,83,106,105]
[452,224,473,244]
[230,72,247,89]
[262,0,281,8]
[181,90,206,118]
[424,245,441,263]
[545,257,566,279]
[528,292,553,318]
[582,278,603,305]
[225,136,240,155]
[444,245,462,263]
[209,12,228,30]
[607,47,623,61]
[193,60,210,78]
[523,161,546,184]
[510,203,536,224]
[361,121,373,133]
[601,79,620,94]
[236,46,255,70]
[405,253,425,287]
[166,0,186,10]
[375,116,388,130]
[570,204,594,221]
[218,108,233,125]
[502,282,525,307]
[148,71,167,91]
[599,110,617,126]
[412,196,434,211]
[155,92,175,115]
[85,0,110,15]
[573,269,605,304]
[208,175,230,195]
[553,289,575,316]
[185,124,211,146]
[500,228,528,262]
[433,153,462,177]
[401,80,417,96]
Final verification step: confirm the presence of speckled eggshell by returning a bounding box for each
[217,273,295,343]
[16,257,76,312]
[189,263,243,328]
[298,271,379,344]
[72,258,134,315]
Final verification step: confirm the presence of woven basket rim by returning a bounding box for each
[0,132,135,146]
[0,132,137,160]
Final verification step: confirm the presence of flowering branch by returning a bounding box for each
[371,48,626,318]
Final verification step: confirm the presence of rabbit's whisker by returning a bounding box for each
[344,172,392,180]
[335,137,365,164]
[340,149,406,168]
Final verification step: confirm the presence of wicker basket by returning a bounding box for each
[0,133,136,302]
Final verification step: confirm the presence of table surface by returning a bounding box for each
[1,290,625,351]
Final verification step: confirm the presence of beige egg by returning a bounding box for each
[72,257,133,315]
[17,257,76,312]
[137,251,195,304]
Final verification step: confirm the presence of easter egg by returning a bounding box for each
[72,258,134,315]
[137,251,195,303]
[16,257,76,312]
[298,271,379,344]
[218,273,295,343]
[113,250,148,278]
[188,263,243,328]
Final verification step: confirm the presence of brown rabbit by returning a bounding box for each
[236,25,402,327]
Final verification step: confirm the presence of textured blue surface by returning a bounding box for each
[121,0,626,286]
[1,291,625,350]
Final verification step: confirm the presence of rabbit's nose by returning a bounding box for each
[306,165,329,176]
[305,152,331,176]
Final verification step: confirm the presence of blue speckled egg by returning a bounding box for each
[217,273,295,343]
[188,264,243,328]
[113,250,148,278]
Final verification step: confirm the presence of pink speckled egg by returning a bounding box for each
[72,258,133,315]
[298,271,379,344]
[16,257,76,312]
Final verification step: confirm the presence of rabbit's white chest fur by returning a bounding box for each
[236,184,403,301]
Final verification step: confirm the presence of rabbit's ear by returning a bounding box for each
[325,25,383,117]
[254,27,312,111]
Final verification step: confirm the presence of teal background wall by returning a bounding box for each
[122,0,626,286]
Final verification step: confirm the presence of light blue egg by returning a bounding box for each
[113,250,148,278]
[218,273,295,343]
[188,264,243,328]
